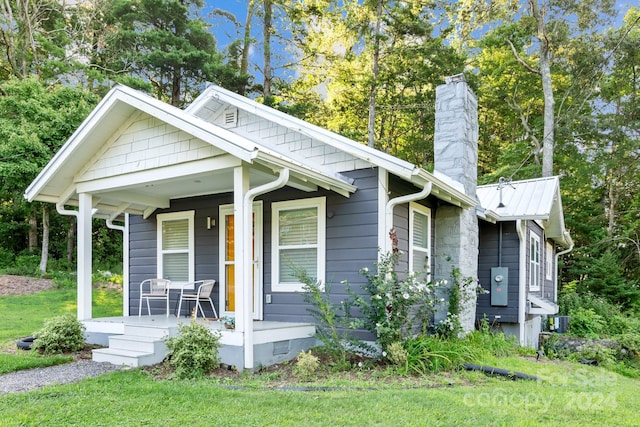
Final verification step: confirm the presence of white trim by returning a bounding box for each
[409,202,432,279]
[156,211,195,286]
[271,197,326,292]
[516,220,526,346]
[377,168,388,258]
[219,202,263,320]
[529,233,541,292]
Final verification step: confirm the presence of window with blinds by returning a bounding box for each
[157,211,194,284]
[409,203,431,279]
[272,197,325,292]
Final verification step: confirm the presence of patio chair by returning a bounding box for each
[177,279,218,319]
[138,278,172,317]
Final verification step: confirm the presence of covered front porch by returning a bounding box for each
[85,315,317,370]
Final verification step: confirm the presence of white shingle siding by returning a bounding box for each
[202,108,368,173]
[81,114,223,181]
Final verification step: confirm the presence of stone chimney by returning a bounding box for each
[434,73,478,196]
[432,73,479,333]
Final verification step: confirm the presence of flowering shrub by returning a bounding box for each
[353,251,445,353]
[165,321,221,378]
[33,315,85,354]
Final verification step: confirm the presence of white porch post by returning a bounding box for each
[233,165,252,370]
[77,192,93,320]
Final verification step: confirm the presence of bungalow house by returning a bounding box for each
[476,176,573,348]
[24,74,570,370]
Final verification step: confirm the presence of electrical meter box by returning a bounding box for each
[490,267,509,306]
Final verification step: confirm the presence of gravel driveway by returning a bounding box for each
[0,360,124,395]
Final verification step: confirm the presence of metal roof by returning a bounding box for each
[477,176,572,247]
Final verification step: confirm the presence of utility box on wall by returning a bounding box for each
[490,267,509,306]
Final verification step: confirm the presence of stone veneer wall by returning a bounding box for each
[432,74,479,333]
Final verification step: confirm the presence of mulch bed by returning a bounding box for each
[0,275,55,296]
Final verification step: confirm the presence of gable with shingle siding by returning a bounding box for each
[79,113,225,182]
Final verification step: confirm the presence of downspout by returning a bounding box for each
[384,182,432,253]
[554,233,574,303]
[241,168,290,370]
[516,219,526,346]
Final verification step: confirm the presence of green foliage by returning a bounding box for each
[32,315,85,355]
[293,350,320,381]
[165,322,221,379]
[4,252,41,276]
[300,275,356,368]
[567,308,606,338]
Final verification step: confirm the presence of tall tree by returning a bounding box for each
[103,0,237,106]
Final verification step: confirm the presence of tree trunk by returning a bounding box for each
[367,0,383,148]
[263,0,273,104]
[39,205,49,273]
[28,212,38,252]
[171,69,181,107]
[530,0,555,177]
[239,0,255,96]
[67,216,76,263]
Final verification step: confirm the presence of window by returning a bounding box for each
[409,203,431,279]
[546,241,554,281]
[157,211,194,284]
[529,233,541,291]
[272,197,325,292]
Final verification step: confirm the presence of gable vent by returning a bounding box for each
[220,108,238,128]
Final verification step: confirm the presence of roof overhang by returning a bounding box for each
[527,294,559,315]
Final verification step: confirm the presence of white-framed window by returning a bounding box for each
[272,197,326,292]
[157,211,194,285]
[546,241,554,281]
[409,202,431,280]
[529,233,541,291]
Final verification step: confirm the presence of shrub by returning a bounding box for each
[354,251,444,352]
[567,307,606,338]
[0,247,14,269]
[293,350,320,380]
[165,322,221,379]
[33,315,86,355]
[6,253,40,276]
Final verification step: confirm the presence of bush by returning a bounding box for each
[567,307,606,338]
[0,247,14,269]
[5,253,40,276]
[293,350,320,380]
[33,315,86,355]
[165,322,221,379]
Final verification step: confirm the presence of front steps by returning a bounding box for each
[92,323,178,367]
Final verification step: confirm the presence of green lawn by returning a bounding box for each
[0,364,638,426]
[1,288,639,425]
[0,286,122,373]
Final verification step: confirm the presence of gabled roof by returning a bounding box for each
[24,85,358,215]
[186,84,476,209]
[477,176,572,247]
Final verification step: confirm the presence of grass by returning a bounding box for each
[0,362,638,426]
[1,286,639,425]
[0,285,122,372]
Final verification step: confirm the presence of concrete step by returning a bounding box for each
[123,324,178,339]
[92,347,167,368]
[108,335,167,354]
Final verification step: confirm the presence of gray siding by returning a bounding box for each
[388,176,438,276]
[476,221,520,323]
[127,168,380,329]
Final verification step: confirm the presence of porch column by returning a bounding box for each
[77,192,93,320]
[233,165,253,370]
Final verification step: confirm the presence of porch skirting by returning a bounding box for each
[85,316,317,370]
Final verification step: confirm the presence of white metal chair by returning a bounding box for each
[177,280,218,319]
[138,278,172,317]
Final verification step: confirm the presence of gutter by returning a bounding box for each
[241,168,290,370]
[383,182,432,253]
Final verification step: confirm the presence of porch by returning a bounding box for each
[86,316,317,370]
